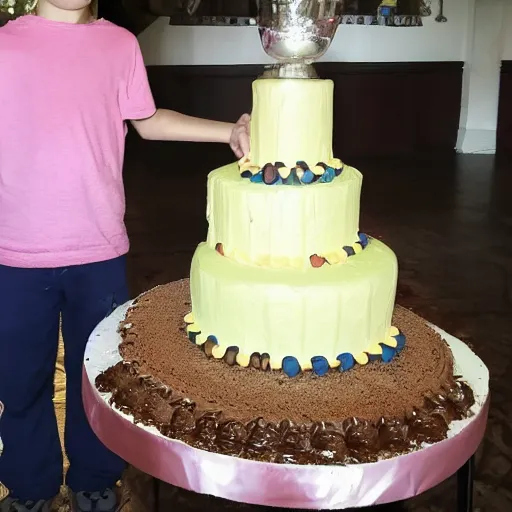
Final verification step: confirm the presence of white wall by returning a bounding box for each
[138,0,512,154]
[138,0,471,66]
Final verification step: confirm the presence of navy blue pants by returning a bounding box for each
[0,257,128,501]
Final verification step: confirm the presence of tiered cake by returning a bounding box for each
[96,76,475,465]
[188,78,400,376]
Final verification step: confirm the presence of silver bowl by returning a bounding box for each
[257,0,343,77]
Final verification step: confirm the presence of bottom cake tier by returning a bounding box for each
[96,280,475,465]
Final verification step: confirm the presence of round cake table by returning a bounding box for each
[83,301,489,511]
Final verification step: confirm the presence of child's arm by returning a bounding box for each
[131,110,250,159]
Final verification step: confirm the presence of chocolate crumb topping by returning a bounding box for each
[95,280,475,465]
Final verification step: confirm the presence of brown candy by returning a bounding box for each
[215,243,224,256]
[202,338,217,357]
[310,254,327,268]
[250,352,261,369]
[261,353,271,371]
[170,407,196,435]
[263,163,279,185]
[224,346,240,366]
[217,421,248,453]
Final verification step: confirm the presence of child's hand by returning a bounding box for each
[230,114,251,159]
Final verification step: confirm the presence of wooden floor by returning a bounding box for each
[3,140,511,511]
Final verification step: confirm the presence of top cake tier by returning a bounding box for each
[250,78,334,169]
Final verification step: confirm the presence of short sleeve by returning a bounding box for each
[119,37,157,121]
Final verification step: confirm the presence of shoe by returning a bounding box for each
[0,497,51,512]
[69,489,117,512]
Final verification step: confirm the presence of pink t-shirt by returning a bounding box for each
[0,15,157,268]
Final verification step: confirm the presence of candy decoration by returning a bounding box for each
[184,312,194,324]
[283,168,301,186]
[313,162,327,175]
[241,169,253,179]
[261,353,271,372]
[368,353,381,363]
[354,353,369,365]
[310,254,328,268]
[212,344,227,359]
[381,344,397,363]
[337,353,355,372]
[224,346,240,366]
[188,330,200,344]
[263,163,279,185]
[353,243,363,254]
[300,169,315,184]
[382,336,398,348]
[358,232,369,248]
[250,173,264,183]
[215,243,224,256]
[343,246,356,257]
[250,352,261,369]
[334,166,344,177]
[319,167,335,183]
[329,158,343,169]
[311,356,330,377]
[296,161,309,171]
[389,326,400,337]
[203,337,218,357]
[236,353,251,368]
[277,165,291,180]
[395,333,406,352]
[282,356,301,378]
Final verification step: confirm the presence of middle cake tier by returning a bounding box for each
[206,163,363,270]
[188,238,399,374]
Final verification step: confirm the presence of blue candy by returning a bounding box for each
[311,356,330,376]
[282,356,301,378]
[300,169,315,184]
[394,333,406,352]
[188,331,200,344]
[358,232,369,248]
[206,335,218,345]
[343,246,356,257]
[319,167,335,183]
[336,353,355,372]
[250,172,264,183]
[368,353,381,362]
[381,344,396,363]
[241,170,253,179]
[334,166,344,177]
[283,169,301,186]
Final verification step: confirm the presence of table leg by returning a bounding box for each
[457,455,474,512]
[152,478,161,512]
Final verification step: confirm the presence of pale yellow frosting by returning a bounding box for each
[190,239,398,368]
[250,79,334,168]
[206,163,362,269]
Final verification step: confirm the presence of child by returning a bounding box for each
[0,1,250,511]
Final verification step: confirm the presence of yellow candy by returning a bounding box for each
[324,252,342,265]
[236,353,251,368]
[270,358,283,370]
[302,360,313,371]
[366,344,383,355]
[238,155,249,167]
[382,336,398,348]
[183,312,194,324]
[295,167,304,181]
[212,345,227,359]
[195,333,208,346]
[277,166,291,179]
[329,158,343,169]
[312,165,325,176]
[389,326,400,337]
[355,353,369,365]
[186,323,200,335]
[353,243,363,254]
